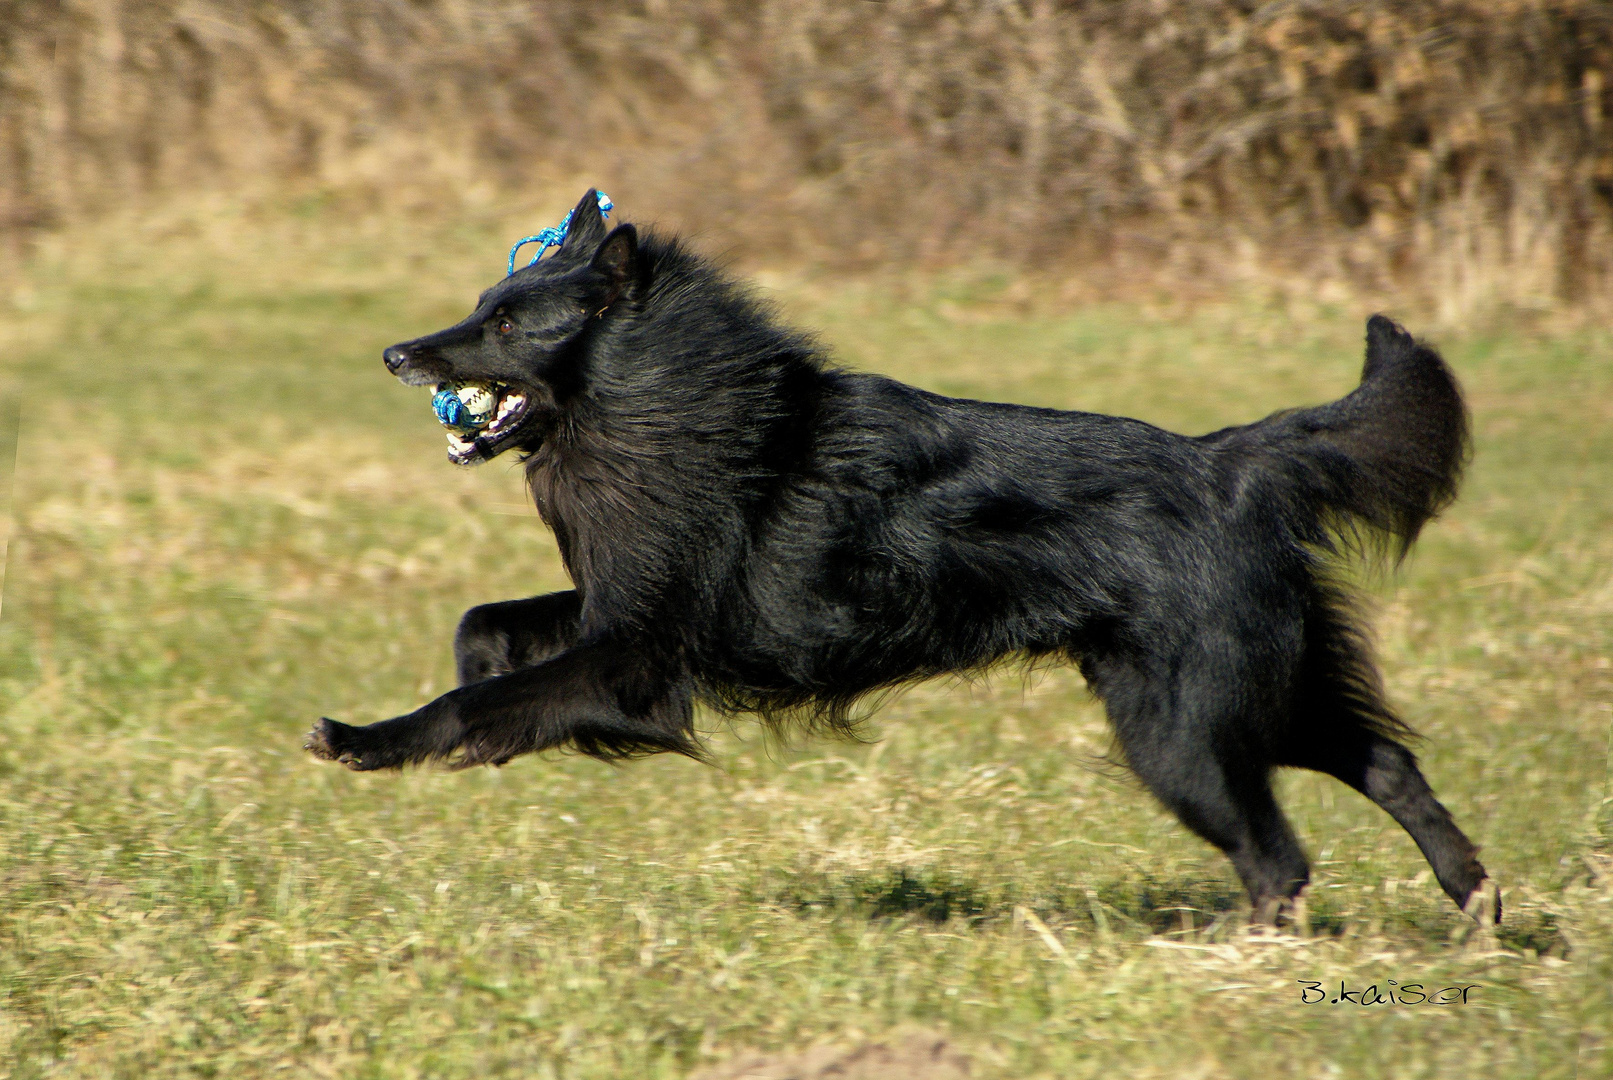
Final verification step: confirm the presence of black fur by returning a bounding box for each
[307,190,1496,923]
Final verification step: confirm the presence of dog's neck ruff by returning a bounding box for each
[507,191,614,275]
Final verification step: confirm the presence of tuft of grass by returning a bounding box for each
[0,217,1609,1078]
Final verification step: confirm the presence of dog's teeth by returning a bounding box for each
[485,394,526,433]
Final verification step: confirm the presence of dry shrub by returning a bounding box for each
[2,1,1611,309]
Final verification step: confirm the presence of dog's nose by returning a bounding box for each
[383,345,409,372]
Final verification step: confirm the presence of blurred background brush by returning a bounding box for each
[1,0,1610,315]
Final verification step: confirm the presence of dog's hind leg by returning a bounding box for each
[1280,590,1495,921]
[1283,731,1495,922]
[1089,654,1311,923]
[454,590,583,685]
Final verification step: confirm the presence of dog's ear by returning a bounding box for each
[560,189,609,255]
[592,223,640,302]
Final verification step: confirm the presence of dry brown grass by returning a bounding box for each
[3,1,1612,311]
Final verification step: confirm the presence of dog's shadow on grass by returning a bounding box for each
[1084,876,1251,936]
[768,866,1249,937]
[766,866,1563,948]
[771,867,991,924]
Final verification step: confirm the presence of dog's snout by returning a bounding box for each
[383,345,410,373]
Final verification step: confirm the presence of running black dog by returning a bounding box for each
[307,190,1496,924]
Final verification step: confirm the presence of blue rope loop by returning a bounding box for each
[507,191,614,275]
[433,386,468,430]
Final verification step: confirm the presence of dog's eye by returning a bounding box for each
[496,318,514,334]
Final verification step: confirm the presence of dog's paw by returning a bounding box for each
[1284,887,1312,937]
[1463,877,1501,928]
[1250,889,1311,936]
[304,718,376,770]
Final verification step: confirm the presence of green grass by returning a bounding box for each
[0,213,1610,1078]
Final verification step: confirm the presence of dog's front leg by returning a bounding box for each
[304,637,699,770]
[305,698,466,771]
[454,590,583,684]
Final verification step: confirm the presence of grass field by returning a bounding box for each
[0,208,1610,1078]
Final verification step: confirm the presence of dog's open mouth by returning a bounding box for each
[435,382,532,464]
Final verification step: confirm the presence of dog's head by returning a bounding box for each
[382,189,644,464]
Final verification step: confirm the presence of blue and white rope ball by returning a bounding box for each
[433,383,498,433]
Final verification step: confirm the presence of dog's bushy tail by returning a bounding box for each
[1211,315,1469,748]
[1223,314,1470,562]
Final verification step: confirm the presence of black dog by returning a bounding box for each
[307,189,1496,925]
